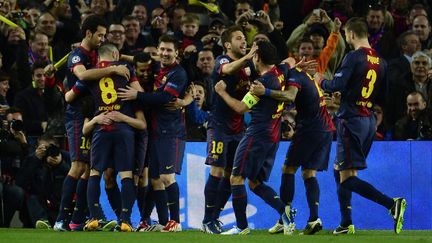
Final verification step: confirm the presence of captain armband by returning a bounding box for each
[242,92,260,109]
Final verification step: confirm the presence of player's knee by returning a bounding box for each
[160,173,175,186]
[90,169,101,177]
[80,165,90,179]
[104,171,117,188]
[339,169,357,183]
[247,180,260,190]
[282,165,297,174]
[210,166,224,178]
[138,176,147,187]
[301,169,316,179]
[119,171,133,180]
[151,178,164,190]
[230,175,244,185]
[69,161,87,177]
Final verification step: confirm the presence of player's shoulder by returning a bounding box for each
[215,55,231,65]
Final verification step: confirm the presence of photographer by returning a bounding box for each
[0,107,28,227]
[16,134,70,229]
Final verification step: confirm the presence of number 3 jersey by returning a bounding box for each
[320,47,386,118]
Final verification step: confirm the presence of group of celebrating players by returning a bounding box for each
[51,14,406,235]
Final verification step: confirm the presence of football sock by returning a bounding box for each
[71,178,88,223]
[252,183,285,215]
[203,175,221,223]
[106,183,122,219]
[136,185,148,218]
[56,175,78,221]
[231,185,248,230]
[142,186,154,222]
[304,177,320,222]
[120,178,135,223]
[154,189,169,225]
[334,170,352,226]
[280,173,295,205]
[87,175,102,219]
[166,182,180,223]
[341,176,394,209]
[213,176,231,220]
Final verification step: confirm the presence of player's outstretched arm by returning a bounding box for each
[221,42,258,75]
[215,80,250,114]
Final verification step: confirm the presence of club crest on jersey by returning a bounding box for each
[71,56,81,64]
[244,67,251,76]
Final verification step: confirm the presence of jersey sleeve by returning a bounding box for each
[286,69,303,90]
[68,50,85,73]
[214,56,230,76]
[320,51,356,92]
[163,68,187,98]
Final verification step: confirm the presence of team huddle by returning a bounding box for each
[51,14,406,235]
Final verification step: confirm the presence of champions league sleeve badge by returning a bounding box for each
[71,55,81,64]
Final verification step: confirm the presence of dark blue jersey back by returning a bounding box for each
[247,64,287,143]
[208,55,256,134]
[150,63,188,138]
[86,61,137,132]
[65,46,98,119]
[288,68,335,132]
[321,47,386,118]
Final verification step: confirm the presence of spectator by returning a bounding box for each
[0,107,27,227]
[0,71,10,114]
[411,15,432,50]
[175,13,202,60]
[107,23,127,54]
[14,60,64,146]
[387,51,432,126]
[122,15,154,55]
[170,5,186,33]
[150,7,173,43]
[394,91,432,140]
[286,9,345,79]
[131,3,149,33]
[16,134,70,229]
[366,3,398,59]
[185,82,209,141]
[388,30,421,89]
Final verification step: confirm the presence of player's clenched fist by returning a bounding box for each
[214,80,227,94]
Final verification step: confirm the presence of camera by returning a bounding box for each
[45,144,60,157]
[419,123,432,140]
[9,119,23,132]
[11,11,25,19]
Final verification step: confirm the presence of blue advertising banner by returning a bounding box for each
[101,141,432,230]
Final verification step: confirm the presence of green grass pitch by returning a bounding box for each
[1,229,432,243]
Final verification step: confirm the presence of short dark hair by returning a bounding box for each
[408,91,426,102]
[221,25,243,51]
[397,30,417,48]
[5,106,22,116]
[81,15,107,37]
[297,37,314,48]
[367,3,386,16]
[256,41,278,65]
[0,70,10,82]
[32,60,49,73]
[344,17,368,39]
[133,52,152,66]
[158,34,179,50]
[38,134,58,146]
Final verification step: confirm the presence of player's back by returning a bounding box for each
[208,55,255,135]
[88,61,136,131]
[247,65,285,143]
[337,47,386,118]
[65,46,98,120]
[289,68,334,133]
